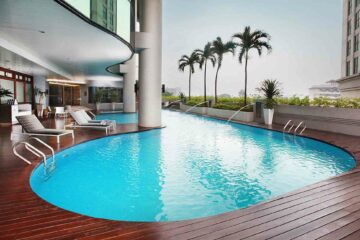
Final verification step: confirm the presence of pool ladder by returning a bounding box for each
[283,120,306,135]
[13,137,56,175]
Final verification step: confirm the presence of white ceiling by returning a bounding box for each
[0,45,62,78]
[0,0,133,82]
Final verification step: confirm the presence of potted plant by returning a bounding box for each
[179,92,186,103]
[34,88,48,118]
[258,79,281,125]
[94,89,103,111]
[0,87,13,104]
[110,89,118,111]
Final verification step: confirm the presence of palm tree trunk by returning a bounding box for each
[244,51,248,106]
[188,68,192,100]
[215,64,220,103]
[204,61,207,101]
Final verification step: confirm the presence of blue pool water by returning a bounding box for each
[96,112,138,124]
[30,110,356,222]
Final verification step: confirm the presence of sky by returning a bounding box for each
[162,0,343,97]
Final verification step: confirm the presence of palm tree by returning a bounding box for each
[212,37,236,103]
[233,26,272,105]
[195,42,216,101]
[178,52,199,100]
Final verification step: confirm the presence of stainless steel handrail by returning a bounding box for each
[13,137,56,168]
[13,142,47,166]
[287,123,295,132]
[294,121,306,135]
[283,120,293,132]
[29,137,55,164]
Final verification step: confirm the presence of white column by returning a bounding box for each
[122,56,137,113]
[137,0,162,127]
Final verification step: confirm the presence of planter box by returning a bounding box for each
[94,103,124,111]
[180,103,208,115]
[207,108,254,122]
[180,103,255,122]
[274,105,360,136]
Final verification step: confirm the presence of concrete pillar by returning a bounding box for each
[137,0,162,127]
[122,56,137,113]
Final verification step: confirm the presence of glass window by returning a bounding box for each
[25,83,33,102]
[88,87,123,103]
[0,79,14,103]
[103,7,107,19]
[348,20,352,36]
[357,0,360,7]
[354,57,359,74]
[49,85,63,106]
[349,0,353,15]
[346,61,351,76]
[347,40,352,56]
[355,35,359,52]
[356,11,360,29]
[16,81,24,103]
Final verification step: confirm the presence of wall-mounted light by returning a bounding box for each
[47,78,86,85]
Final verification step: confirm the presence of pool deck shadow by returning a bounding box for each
[0,115,360,240]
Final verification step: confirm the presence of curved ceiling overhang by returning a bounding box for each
[0,0,133,82]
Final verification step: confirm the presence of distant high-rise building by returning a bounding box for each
[90,0,117,33]
[309,80,340,99]
[338,0,360,97]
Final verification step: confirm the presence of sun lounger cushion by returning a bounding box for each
[16,115,45,132]
[71,111,108,126]
[79,110,93,121]
[30,129,68,135]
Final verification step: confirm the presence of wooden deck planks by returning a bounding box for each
[0,118,359,239]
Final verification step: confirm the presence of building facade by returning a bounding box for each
[0,0,163,128]
[90,0,117,33]
[339,0,360,97]
[309,80,340,99]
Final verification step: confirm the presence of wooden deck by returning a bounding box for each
[0,116,360,239]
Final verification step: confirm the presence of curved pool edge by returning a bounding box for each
[28,125,165,186]
[175,109,359,169]
[28,111,358,223]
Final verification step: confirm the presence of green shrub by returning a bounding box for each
[186,100,208,107]
[162,95,180,102]
[181,95,360,109]
[212,103,253,112]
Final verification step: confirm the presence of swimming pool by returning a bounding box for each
[30,110,356,222]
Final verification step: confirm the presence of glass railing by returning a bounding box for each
[64,0,130,42]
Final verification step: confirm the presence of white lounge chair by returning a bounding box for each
[70,111,113,135]
[78,110,116,131]
[16,115,74,144]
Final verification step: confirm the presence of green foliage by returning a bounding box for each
[0,87,13,104]
[94,89,104,103]
[310,97,333,107]
[110,89,119,102]
[233,26,272,105]
[162,95,180,102]
[180,95,360,110]
[257,79,281,109]
[275,96,360,109]
[276,96,310,106]
[0,87,13,98]
[213,104,253,112]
